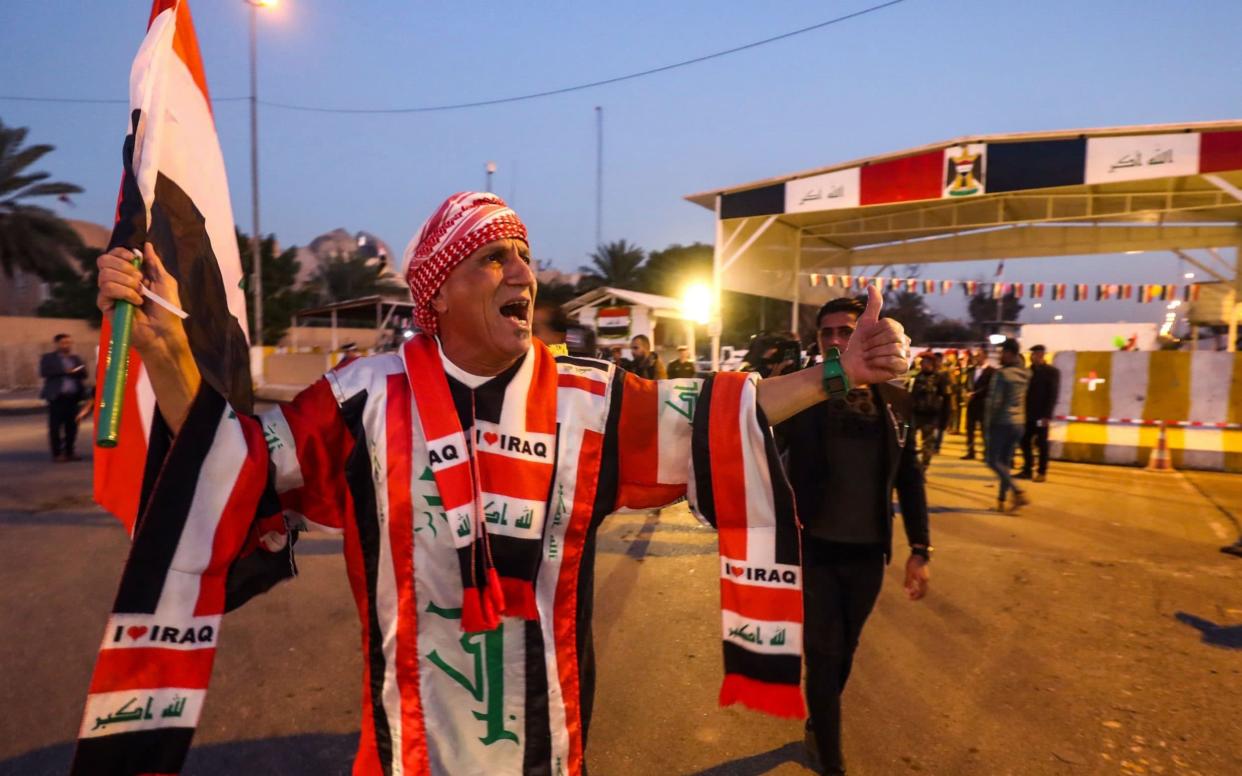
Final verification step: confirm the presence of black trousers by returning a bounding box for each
[1020,417,1050,475]
[802,538,886,773]
[914,414,939,467]
[964,401,985,456]
[48,396,80,457]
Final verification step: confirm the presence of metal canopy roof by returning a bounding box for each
[686,120,1242,361]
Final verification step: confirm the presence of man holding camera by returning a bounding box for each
[777,296,931,775]
[39,333,89,462]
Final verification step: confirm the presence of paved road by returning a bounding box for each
[1,413,1240,775]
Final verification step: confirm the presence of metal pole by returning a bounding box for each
[710,195,723,371]
[486,161,496,193]
[248,3,264,354]
[595,106,603,248]
[1229,242,1240,353]
[791,229,803,337]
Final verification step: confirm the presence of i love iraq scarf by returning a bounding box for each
[690,372,807,720]
[72,387,274,775]
[403,334,557,633]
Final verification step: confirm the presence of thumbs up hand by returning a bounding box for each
[841,285,910,385]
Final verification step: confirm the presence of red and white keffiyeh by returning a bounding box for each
[403,191,528,335]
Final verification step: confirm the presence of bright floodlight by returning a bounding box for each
[988,334,1006,345]
[1033,302,1043,309]
[1184,272,1195,279]
[683,283,712,325]
[1054,314,1064,321]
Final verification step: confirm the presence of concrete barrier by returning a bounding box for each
[1049,350,1242,472]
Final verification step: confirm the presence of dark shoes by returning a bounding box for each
[803,727,846,775]
[1033,473,1046,483]
[1221,543,1242,558]
[1013,470,1032,480]
[960,452,976,460]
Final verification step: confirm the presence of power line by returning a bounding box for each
[0,0,910,114]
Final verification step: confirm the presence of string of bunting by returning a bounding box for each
[803,274,1200,303]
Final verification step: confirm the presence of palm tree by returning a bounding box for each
[0,121,84,278]
[307,252,406,304]
[578,239,645,290]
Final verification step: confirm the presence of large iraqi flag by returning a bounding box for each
[94,0,253,534]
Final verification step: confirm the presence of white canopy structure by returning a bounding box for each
[686,120,1242,366]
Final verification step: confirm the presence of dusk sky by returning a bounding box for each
[3,0,1240,326]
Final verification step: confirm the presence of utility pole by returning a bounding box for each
[595,106,603,249]
[248,0,263,350]
[485,160,496,193]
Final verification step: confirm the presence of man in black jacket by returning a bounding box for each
[778,297,931,775]
[39,333,89,462]
[959,347,994,460]
[1018,344,1060,482]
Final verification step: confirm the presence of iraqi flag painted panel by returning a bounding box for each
[986,138,1087,193]
[784,167,861,213]
[942,144,986,198]
[1199,129,1242,174]
[859,150,941,205]
[1085,132,1200,184]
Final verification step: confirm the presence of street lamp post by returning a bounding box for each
[246,0,276,366]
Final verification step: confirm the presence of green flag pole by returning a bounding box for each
[96,252,141,448]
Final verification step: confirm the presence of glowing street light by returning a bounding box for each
[1033,302,1043,309]
[1184,272,1195,279]
[682,283,712,325]
[1054,314,1064,321]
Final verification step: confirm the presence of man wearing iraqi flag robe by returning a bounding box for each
[84,191,911,775]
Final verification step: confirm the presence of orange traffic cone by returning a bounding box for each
[1146,422,1175,472]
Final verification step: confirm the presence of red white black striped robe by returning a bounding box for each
[76,342,801,776]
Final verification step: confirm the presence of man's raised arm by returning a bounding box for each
[756,285,909,425]
[96,243,201,433]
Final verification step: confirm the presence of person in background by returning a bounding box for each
[983,338,1030,512]
[1017,344,1060,483]
[628,333,667,379]
[910,352,949,468]
[942,350,964,435]
[931,351,953,452]
[608,345,630,370]
[666,344,697,379]
[960,347,994,460]
[777,296,930,776]
[39,333,89,462]
[532,299,570,347]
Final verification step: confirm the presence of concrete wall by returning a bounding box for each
[0,317,99,390]
[1049,350,1242,472]
[281,325,384,350]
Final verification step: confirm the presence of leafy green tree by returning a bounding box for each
[0,120,84,278]
[922,318,976,344]
[37,244,102,325]
[882,289,935,343]
[236,229,316,345]
[578,239,645,290]
[640,242,712,296]
[536,278,578,307]
[306,251,405,307]
[968,289,1023,337]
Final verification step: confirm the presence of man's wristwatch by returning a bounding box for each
[821,346,851,400]
[910,544,933,561]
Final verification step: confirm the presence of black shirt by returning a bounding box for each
[780,387,887,545]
